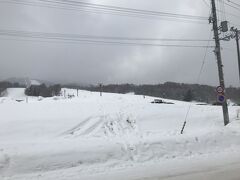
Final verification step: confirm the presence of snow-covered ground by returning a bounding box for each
[1,88,26,98]
[0,88,240,180]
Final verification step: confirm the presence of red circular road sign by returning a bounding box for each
[216,86,224,94]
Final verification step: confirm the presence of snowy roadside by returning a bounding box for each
[1,120,240,179]
[2,147,240,180]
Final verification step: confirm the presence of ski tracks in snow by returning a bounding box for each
[61,111,141,139]
[61,112,147,163]
[62,115,107,137]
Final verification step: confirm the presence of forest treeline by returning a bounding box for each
[0,81,239,103]
[0,81,61,97]
[66,82,240,103]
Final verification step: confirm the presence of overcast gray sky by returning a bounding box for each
[0,0,239,87]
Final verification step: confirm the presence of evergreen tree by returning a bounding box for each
[183,89,194,102]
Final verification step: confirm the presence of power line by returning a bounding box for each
[0,29,214,48]
[203,0,240,19]
[225,3,240,11]
[0,29,213,42]
[37,0,208,20]
[0,37,214,48]
[1,0,209,23]
[202,0,210,8]
[220,0,227,21]
[223,0,240,11]
[226,0,240,8]
[181,30,212,134]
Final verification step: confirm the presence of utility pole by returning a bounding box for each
[99,83,103,97]
[231,28,240,83]
[236,30,240,83]
[210,0,230,126]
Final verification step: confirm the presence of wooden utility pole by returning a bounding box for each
[233,28,240,83]
[211,0,229,126]
[99,83,103,97]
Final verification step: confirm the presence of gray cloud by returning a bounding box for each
[0,0,239,86]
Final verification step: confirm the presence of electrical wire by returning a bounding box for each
[0,29,214,48]
[220,0,227,21]
[203,0,240,21]
[0,30,216,48]
[0,29,213,42]
[223,0,240,11]
[1,0,209,24]
[227,0,240,8]
[180,30,212,134]
[202,0,210,8]
[31,0,209,20]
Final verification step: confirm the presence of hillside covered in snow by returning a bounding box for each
[0,88,240,180]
